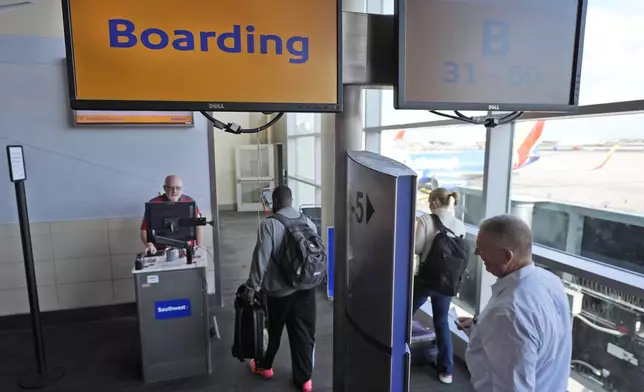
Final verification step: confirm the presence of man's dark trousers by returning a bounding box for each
[258,289,316,386]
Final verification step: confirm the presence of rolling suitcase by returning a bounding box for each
[231,285,269,362]
[410,320,438,366]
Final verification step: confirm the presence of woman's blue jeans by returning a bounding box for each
[412,282,454,376]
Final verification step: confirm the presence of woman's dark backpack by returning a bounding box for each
[416,214,470,296]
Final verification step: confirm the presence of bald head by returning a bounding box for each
[163,175,183,202]
[475,214,533,277]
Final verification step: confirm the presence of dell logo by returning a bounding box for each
[209,103,225,109]
[488,105,500,110]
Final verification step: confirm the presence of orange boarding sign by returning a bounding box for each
[62,0,341,113]
[74,111,194,125]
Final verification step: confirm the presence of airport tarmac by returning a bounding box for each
[417,150,644,216]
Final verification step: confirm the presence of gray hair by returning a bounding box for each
[479,214,533,256]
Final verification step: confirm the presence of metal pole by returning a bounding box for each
[8,146,64,389]
[321,114,336,254]
[206,115,224,308]
[15,180,47,374]
[477,121,514,313]
[333,85,364,392]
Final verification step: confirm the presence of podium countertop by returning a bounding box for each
[132,248,207,274]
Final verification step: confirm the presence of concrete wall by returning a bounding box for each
[0,0,252,315]
[0,218,216,316]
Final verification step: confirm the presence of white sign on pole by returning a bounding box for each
[6,145,26,182]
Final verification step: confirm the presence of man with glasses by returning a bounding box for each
[140,175,203,254]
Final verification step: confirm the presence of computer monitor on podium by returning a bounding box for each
[144,201,197,246]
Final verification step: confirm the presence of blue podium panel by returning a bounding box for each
[345,151,416,392]
[327,226,335,300]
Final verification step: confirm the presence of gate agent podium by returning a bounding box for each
[343,151,417,392]
[133,249,211,383]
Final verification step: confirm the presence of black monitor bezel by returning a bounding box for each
[60,0,343,113]
[394,0,588,113]
[144,201,197,244]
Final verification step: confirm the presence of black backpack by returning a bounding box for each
[416,214,470,297]
[270,213,327,290]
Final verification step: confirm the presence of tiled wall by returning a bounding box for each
[0,216,215,317]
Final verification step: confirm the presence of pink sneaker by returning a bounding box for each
[302,379,313,392]
[248,359,273,379]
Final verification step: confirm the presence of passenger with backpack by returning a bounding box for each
[413,188,468,385]
[243,186,326,392]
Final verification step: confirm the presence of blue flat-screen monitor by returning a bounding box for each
[396,0,587,112]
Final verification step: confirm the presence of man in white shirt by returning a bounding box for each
[458,214,572,392]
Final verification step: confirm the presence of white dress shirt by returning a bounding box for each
[465,263,572,392]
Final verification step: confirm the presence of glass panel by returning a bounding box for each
[290,113,318,135]
[237,147,271,178]
[537,263,644,392]
[291,180,317,210]
[380,90,491,127]
[293,136,316,181]
[287,138,296,178]
[579,0,644,105]
[380,122,486,220]
[455,235,479,313]
[380,89,431,126]
[510,113,644,275]
[382,123,485,313]
[315,136,322,184]
[383,0,393,14]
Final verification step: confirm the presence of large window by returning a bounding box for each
[578,0,644,104]
[287,113,322,209]
[380,89,490,127]
[367,1,644,390]
[373,113,644,392]
[509,113,644,275]
[380,123,486,312]
[288,136,320,182]
[380,123,486,216]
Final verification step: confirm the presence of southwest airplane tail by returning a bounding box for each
[592,143,620,171]
[513,120,544,170]
[393,120,545,192]
[393,119,620,196]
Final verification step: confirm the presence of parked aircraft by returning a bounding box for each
[393,121,545,192]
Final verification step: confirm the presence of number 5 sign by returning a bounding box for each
[351,191,375,224]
